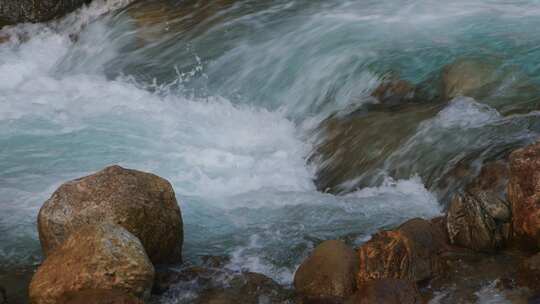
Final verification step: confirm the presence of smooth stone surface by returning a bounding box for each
[294,240,359,302]
[29,223,155,304]
[38,165,183,264]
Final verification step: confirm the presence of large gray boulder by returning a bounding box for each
[0,0,92,25]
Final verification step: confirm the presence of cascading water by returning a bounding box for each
[1,0,540,303]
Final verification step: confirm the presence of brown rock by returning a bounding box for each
[371,79,416,106]
[29,223,155,304]
[345,279,421,304]
[294,240,359,302]
[310,103,442,193]
[441,58,499,101]
[38,165,183,264]
[508,142,540,249]
[357,218,446,285]
[0,0,92,25]
[446,161,511,252]
[63,289,144,304]
[196,272,291,304]
[517,253,540,292]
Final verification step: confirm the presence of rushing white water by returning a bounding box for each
[2,0,540,302]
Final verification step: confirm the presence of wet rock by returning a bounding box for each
[294,240,359,302]
[63,290,144,304]
[357,218,447,285]
[38,165,183,264]
[517,253,540,292]
[428,249,529,303]
[0,0,92,25]
[446,161,511,252]
[0,286,6,304]
[196,272,292,304]
[441,58,499,101]
[446,192,510,252]
[29,223,155,304]
[345,279,421,304]
[310,103,442,193]
[508,142,540,249]
[371,78,417,106]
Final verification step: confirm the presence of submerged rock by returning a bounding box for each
[38,165,183,264]
[441,58,499,101]
[311,103,442,193]
[446,161,511,252]
[371,78,417,106]
[196,272,292,304]
[357,218,447,285]
[29,223,155,304]
[517,253,540,293]
[508,141,540,249]
[428,248,529,303]
[345,279,421,304]
[294,240,359,302]
[0,0,92,25]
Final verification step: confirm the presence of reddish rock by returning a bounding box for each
[29,223,155,304]
[517,253,540,292]
[357,218,447,285]
[294,240,359,302]
[345,279,421,304]
[63,290,144,304]
[508,142,540,249]
[38,165,183,264]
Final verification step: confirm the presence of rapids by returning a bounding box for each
[2,0,540,302]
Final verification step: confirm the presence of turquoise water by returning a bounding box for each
[1,0,540,302]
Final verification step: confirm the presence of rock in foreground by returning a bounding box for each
[0,0,92,25]
[29,223,154,304]
[508,142,540,249]
[446,161,511,252]
[294,240,359,302]
[38,165,183,264]
[345,279,422,304]
[357,218,447,285]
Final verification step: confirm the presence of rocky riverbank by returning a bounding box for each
[3,138,538,303]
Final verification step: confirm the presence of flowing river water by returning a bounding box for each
[2,0,540,303]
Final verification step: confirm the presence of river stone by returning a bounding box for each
[517,253,540,292]
[29,223,155,304]
[345,279,421,304]
[508,142,540,249]
[63,290,144,304]
[294,240,359,302]
[357,218,447,285]
[441,58,499,101]
[196,272,291,304]
[446,161,511,252]
[310,103,442,193]
[38,165,183,264]
[0,0,92,25]
[371,78,417,106]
